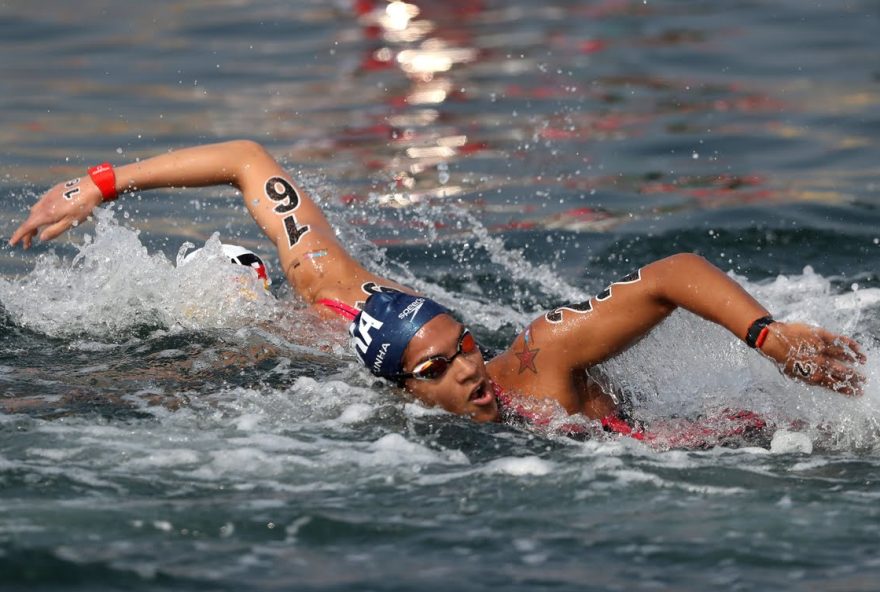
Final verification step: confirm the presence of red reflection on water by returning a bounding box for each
[345,0,490,196]
[579,39,608,54]
[330,0,804,242]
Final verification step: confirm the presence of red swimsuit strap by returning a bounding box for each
[317,298,360,321]
[493,381,645,439]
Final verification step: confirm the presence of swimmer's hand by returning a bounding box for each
[9,176,104,248]
[760,322,866,396]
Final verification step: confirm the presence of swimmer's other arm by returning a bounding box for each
[9,141,394,304]
[540,253,866,395]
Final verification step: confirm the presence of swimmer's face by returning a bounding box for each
[400,314,498,423]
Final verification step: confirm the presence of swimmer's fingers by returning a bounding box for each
[9,178,103,248]
[788,355,865,397]
[819,330,866,365]
[824,358,866,396]
[762,322,866,396]
[9,218,39,249]
[39,219,78,242]
[9,205,56,249]
[10,210,57,249]
[804,327,866,370]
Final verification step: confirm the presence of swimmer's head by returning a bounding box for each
[221,244,271,290]
[348,291,450,380]
[349,292,498,423]
[183,243,271,291]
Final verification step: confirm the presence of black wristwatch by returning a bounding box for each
[745,315,774,349]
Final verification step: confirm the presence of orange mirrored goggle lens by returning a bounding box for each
[407,329,477,380]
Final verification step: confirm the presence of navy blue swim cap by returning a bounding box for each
[349,292,451,379]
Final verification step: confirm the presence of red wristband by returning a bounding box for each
[87,162,118,201]
[755,326,770,349]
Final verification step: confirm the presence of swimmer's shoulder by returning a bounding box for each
[487,320,584,413]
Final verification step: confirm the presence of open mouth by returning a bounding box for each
[468,380,494,406]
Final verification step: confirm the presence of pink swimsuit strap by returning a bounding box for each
[317,298,360,321]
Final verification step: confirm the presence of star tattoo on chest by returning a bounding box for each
[516,327,540,374]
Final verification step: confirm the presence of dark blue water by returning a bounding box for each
[2,1,880,590]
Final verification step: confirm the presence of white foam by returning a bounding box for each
[233,413,265,432]
[601,467,746,496]
[190,448,295,479]
[335,403,375,424]
[366,433,469,466]
[484,456,554,476]
[26,447,84,461]
[403,402,450,417]
[0,209,277,338]
[186,379,386,432]
[121,449,202,470]
[152,520,173,532]
[74,363,111,375]
[729,446,773,456]
[610,468,665,487]
[226,434,317,455]
[69,340,121,352]
[641,449,700,470]
[789,458,832,472]
[770,430,814,455]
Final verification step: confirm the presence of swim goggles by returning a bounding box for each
[396,328,477,381]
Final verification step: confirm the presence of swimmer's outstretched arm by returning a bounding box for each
[528,253,865,396]
[9,140,405,306]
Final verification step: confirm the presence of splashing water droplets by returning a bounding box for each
[0,209,276,338]
[596,271,880,451]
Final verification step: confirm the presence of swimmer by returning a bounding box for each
[9,141,866,430]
